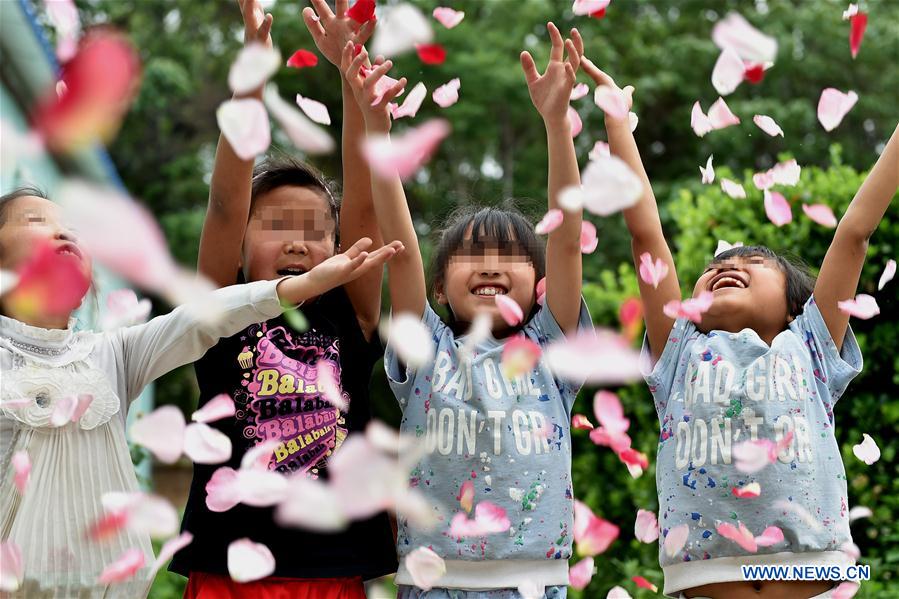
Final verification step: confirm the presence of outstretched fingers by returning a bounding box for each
[310,0,335,22]
[520,51,540,84]
[580,56,614,87]
[547,22,564,62]
[302,7,326,43]
[342,237,374,259]
[564,39,579,75]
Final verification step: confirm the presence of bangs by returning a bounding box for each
[711,245,777,266]
[446,209,535,257]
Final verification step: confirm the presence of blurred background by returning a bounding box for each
[3,0,898,596]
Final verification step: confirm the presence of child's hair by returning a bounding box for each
[250,155,341,248]
[430,205,546,326]
[0,185,49,228]
[710,245,815,318]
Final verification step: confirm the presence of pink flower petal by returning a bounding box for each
[663,291,714,323]
[606,587,632,599]
[228,43,281,95]
[632,576,658,592]
[183,423,232,464]
[639,252,669,289]
[878,259,896,290]
[391,82,427,120]
[263,84,335,153]
[275,476,347,531]
[0,540,23,592]
[711,12,778,63]
[564,156,644,216]
[51,394,77,427]
[432,78,461,108]
[500,335,541,379]
[495,294,524,326]
[733,439,776,473]
[663,523,689,558]
[570,82,589,101]
[217,98,270,161]
[593,390,629,433]
[535,277,546,306]
[589,141,610,160]
[295,94,331,126]
[568,557,594,590]
[842,3,859,19]
[100,491,179,539]
[838,294,880,320]
[149,532,193,578]
[699,154,715,184]
[97,548,145,584]
[802,204,837,228]
[129,405,186,464]
[754,525,784,547]
[572,0,611,16]
[545,329,643,384]
[771,159,801,186]
[12,451,30,495]
[852,433,881,464]
[416,43,447,66]
[593,85,629,119]
[286,49,318,68]
[753,171,775,190]
[589,427,631,454]
[573,500,619,556]
[6,240,90,321]
[205,467,241,512]
[315,360,348,411]
[708,97,741,128]
[101,288,152,330]
[228,538,275,583]
[753,114,784,137]
[572,414,595,430]
[580,221,598,254]
[449,502,511,538]
[432,7,464,29]
[568,106,583,137]
[817,88,858,132]
[731,482,761,498]
[711,47,745,96]
[848,506,872,522]
[849,12,867,59]
[720,178,746,199]
[363,119,451,180]
[405,547,446,590]
[535,209,564,235]
[191,394,235,424]
[370,3,433,57]
[386,312,437,368]
[717,521,758,552]
[764,190,792,227]
[715,240,743,256]
[458,480,474,513]
[691,101,713,137]
[634,509,659,543]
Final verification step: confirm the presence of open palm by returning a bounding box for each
[521,23,583,123]
[303,0,375,67]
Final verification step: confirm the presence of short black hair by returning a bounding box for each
[0,186,49,227]
[430,204,545,326]
[250,155,340,247]
[711,245,815,317]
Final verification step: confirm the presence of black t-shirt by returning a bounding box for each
[170,287,398,579]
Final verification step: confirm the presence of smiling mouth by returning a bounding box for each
[471,284,508,297]
[277,266,307,276]
[56,243,82,260]
[710,274,748,291]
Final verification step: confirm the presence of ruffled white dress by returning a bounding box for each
[0,280,283,598]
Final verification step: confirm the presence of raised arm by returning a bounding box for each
[520,23,584,333]
[341,43,427,318]
[814,123,899,349]
[581,58,681,359]
[303,0,382,338]
[197,0,273,288]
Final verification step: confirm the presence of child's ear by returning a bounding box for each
[434,281,448,305]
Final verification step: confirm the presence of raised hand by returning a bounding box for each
[520,23,583,126]
[579,56,635,124]
[303,0,376,67]
[307,238,405,293]
[237,0,273,48]
[341,42,407,133]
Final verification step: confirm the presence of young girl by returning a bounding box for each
[343,23,592,598]
[169,1,401,597]
[580,56,899,598]
[0,186,387,598]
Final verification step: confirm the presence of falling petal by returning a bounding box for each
[570,82,589,101]
[802,204,837,228]
[691,101,713,137]
[458,480,474,513]
[5,240,90,321]
[580,221,598,254]
[286,49,318,68]
[699,154,715,184]
[663,291,714,323]
[634,509,659,543]
[849,12,868,59]
[128,405,186,464]
[817,88,858,132]
[563,156,644,216]
[733,438,776,473]
[568,106,583,137]
[50,395,77,427]
[568,557,594,590]
[717,521,758,552]
[632,576,658,592]
[743,62,766,84]
[385,312,436,368]
[848,506,872,522]
[606,587,632,599]
[495,294,524,327]
[731,482,762,498]
[838,295,880,320]
[432,78,461,108]
[711,47,745,96]
[878,259,896,290]
[535,209,564,235]
[44,0,80,61]
[753,171,775,191]
[316,360,348,411]
[0,541,23,592]
[205,467,242,512]
[842,3,859,19]
[149,532,193,578]
[545,329,642,384]
[228,539,275,583]
[572,0,611,15]
[347,0,376,23]
[535,277,546,306]
[852,433,881,464]
[183,423,232,464]
[753,114,784,137]
[708,97,741,128]
[391,82,427,120]
[263,84,335,154]
[711,12,778,63]
[770,159,801,186]
[295,94,331,126]
[572,414,594,431]
[97,548,144,584]
[216,98,271,161]
[833,582,860,599]
[416,43,446,65]
[764,190,792,227]
[432,7,464,29]
[449,501,511,538]
[371,3,433,58]
[593,85,629,120]
[405,547,446,591]
[628,111,638,132]
[593,390,629,434]
[720,178,746,199]
[363,119,451,180]
[639,253,669,289]
[589,141,610,161]
[275,476,347,531]
[228,43,281,95]
[500,336,541,379]
[100,491,179,539]
[458,312,492,361]
[12,451,30,495]
[101,288,151,331]
[191,394,235,424]
[754,525,784,547]
[573,500,619,557]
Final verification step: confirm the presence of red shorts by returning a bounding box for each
[184,572,367,599]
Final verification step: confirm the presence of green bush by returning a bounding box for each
[571,149,898,597]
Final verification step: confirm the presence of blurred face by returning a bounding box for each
[436,228,537,334]
[0,195,92,278]
[241,185,336,283]
[692,254,790,336]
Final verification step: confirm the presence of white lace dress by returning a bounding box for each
[0,279,284,598]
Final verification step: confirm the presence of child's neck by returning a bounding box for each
[3,308,72,331]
